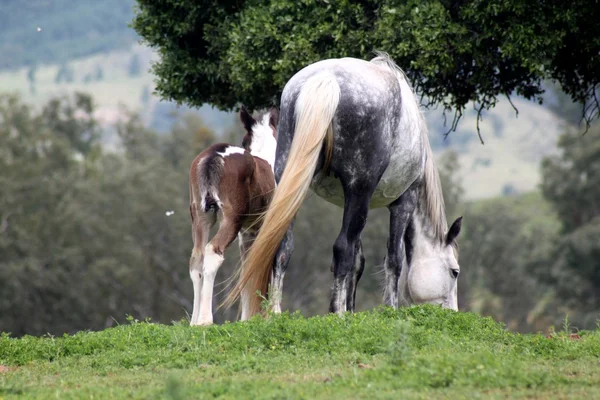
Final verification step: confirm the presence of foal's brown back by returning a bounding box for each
[189,143,275,237]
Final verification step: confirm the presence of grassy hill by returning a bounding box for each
[1,306,598,398]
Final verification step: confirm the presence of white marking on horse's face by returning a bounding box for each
[249,112,277,170]
[217,146,245,157]
[402,218,460,310]
[408,247,459,310]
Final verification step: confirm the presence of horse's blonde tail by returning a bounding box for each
[222,72,340,315]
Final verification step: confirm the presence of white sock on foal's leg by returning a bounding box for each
[240,288,252,321]
[189,248,204,325]
[197,243,224,326]
[238,231,257,321]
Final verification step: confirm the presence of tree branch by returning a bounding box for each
[443,108,464,140]
[475,103,485,145]
[505,94,519,118]
[581,84,599,135]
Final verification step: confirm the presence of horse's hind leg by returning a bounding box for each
[347,239,365,312]
[237,225,291,319]
[330,192,371,315]
[268,154,295,316]
[384,181,419,308]
[197,213,241,326]
[189,208,214,326]
[270,223,294,314]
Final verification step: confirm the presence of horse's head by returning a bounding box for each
[240,106,279,153]
[401,216,462,310]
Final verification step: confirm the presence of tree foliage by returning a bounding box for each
[132,0,600,128]
[541,128,600,233]
[456,193,562,331]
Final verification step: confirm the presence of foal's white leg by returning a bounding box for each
[197,243,225,326]
[240,286,253,321]
[189,248,204,325]
[238,231,257,321]
[189,216,211,326]
[195,215,240,326]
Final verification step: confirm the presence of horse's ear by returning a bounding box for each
[240,105,255,132]
[446,216,462,245]
[269,107,279,127]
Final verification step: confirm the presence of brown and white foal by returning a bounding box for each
[188,107,278,326]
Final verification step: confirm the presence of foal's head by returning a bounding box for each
[240,106,279,156]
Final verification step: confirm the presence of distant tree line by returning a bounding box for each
[0,0,138,70]
[1,93,598,337]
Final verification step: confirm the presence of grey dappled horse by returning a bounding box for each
[225,53,462,317]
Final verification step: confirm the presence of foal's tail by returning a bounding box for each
[223,72,341,315]
[196,154,224,213]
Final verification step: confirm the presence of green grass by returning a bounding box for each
[1,306,599,399]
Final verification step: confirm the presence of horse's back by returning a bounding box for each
[278,57,425,209]
[281,58,395,102]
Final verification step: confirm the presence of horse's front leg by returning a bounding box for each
[384,181,419,308]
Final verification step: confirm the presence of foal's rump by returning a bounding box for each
[189,143,256,216]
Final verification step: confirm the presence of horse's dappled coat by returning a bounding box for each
[224,53,462,318]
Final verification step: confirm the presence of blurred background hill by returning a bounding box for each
[1,0,598,336]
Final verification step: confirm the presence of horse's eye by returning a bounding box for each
[450,268,460,279]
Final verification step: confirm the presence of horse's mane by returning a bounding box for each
[370,51,448,243]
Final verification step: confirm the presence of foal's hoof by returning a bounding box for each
[190,320,213,327]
